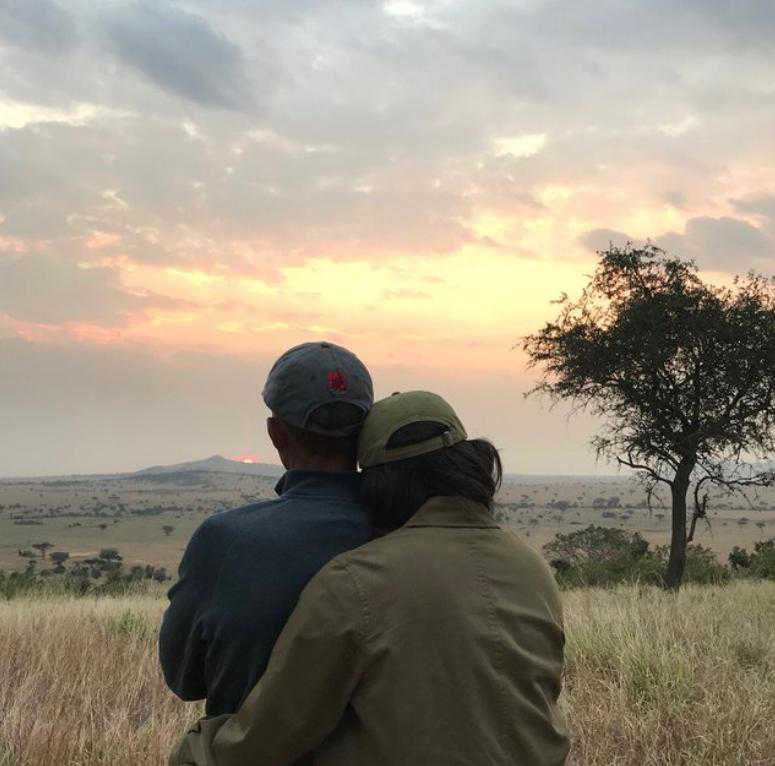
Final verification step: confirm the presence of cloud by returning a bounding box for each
[732,193,775,225]
[0,120,124,238]
[579,229,642,253]
[1,0,774,265]
[581,217,775,272]
[655,216,774,270]
[101,2,256,110]
[491,134,547,159]
[0,99,120,131]
[0,253,169,324]
[0,0,78,55]
[521,0,775,53]
[0,1,774,307]
[382,288,431,301]
[661,190,688,209]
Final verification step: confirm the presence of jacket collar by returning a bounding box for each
[275,469,361,500]
[404,496,499,529]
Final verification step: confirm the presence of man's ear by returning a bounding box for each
[267,416,288,453]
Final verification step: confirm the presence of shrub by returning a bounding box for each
[729,546,752,571]
[545,525,649,563]
[749,539,775,581]
[673,545,730,585]
[545,525,654,588]
[544,527,729,588]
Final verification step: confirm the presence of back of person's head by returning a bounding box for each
[262,342,373,469]
[358,392,502,529]
[281,401,365,464]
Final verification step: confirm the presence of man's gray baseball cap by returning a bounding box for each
[262,342,373,437]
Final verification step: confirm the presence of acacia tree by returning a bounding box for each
[524,245,775,589]
[31,542,53,559]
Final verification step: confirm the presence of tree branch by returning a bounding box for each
[616,453,673,486]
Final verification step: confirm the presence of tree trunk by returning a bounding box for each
[664,459,695,590]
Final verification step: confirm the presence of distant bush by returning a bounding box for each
[544,526,729,588]
[730,539,775,581]
[0,543,169,600]
[545,526,655,588]
[749,540,775,580]
[667,544,729,586]
[728,546,751,572]
[0,568,164,600]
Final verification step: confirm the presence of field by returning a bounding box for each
[1,581,773,765]
[2,469,775,576]
[0,471,278,572]
[3,466,773,764]
[497,477,775,559]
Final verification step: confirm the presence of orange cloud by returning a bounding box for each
[85,231,122,250]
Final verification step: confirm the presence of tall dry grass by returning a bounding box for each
[1,581,773,765]
[562,581,775,765]
[0,596,201,765]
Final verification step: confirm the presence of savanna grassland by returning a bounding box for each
[2,467,775,576]
[0,470,279,572]
[2,466,775,765]
[1,582,773,765]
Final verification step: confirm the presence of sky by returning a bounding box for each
[1,0,774,477]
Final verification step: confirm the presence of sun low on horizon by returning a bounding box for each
[232,454,261,465]
[1,1,774,477]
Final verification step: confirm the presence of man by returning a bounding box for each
[159,341,374,717]
[171,391,569,765]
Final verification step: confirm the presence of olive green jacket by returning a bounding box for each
[170,497,569,766]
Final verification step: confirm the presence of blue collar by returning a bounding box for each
[274,469,362,500]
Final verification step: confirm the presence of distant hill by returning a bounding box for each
[0,454,635,483]
[135,454,283,478]
[134,458,623,484]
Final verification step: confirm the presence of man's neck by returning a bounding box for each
[283,455,356,473]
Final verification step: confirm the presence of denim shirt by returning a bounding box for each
[159,470,372,716]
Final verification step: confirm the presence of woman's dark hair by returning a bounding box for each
[361,421,502,530]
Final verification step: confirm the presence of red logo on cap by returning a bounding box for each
[328,370,348,392]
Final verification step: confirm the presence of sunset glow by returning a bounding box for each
[231,455,260,465]
[1,2,774,476]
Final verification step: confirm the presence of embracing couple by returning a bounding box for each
[160,342,569,765]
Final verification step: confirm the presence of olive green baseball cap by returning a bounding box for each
[358,391,468,469]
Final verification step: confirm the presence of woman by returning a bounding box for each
[172,391,569,766]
